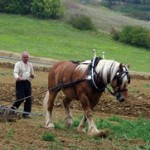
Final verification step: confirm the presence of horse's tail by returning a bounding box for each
[43,91,49,112]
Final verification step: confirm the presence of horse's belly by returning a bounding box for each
[62,88,79,100]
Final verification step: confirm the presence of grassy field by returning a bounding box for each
[0,13,150,72]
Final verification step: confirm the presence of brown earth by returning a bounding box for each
[0,64,150,150]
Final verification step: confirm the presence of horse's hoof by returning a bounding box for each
[94,129,109,138]
[77,127,86,133]
[88,129,109,138]
[65,118,73,127]
[45,123,55,129]
[45,126,55,130]
[65,122,72,128]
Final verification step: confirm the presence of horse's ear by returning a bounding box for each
[119,63,123,71]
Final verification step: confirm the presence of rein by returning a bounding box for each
[49,78,86,91]
[106,86,128,96]
[3,88,48,107]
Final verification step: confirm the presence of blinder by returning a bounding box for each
[112,66,130,102]
[115,67,130,87]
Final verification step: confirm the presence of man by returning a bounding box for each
[11,51,34,118]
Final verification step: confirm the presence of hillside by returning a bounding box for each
[62,0,150,33]
[0,0,150,73]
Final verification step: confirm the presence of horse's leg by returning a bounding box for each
[45,91,57,129]
[78,94,102,136]
[63,97,73,127]
[77,114,87,133]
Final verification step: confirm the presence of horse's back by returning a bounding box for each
[49,61,77,75]
[48,61,78,89]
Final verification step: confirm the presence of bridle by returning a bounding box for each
[107,66,130,97]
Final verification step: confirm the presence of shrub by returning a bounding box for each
[31,0,64,19]
[119,26,150,49]
[110,27,120,41]
[69,14,95,31]
[0,0,32,15]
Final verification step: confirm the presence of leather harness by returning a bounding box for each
[50,57,105,92]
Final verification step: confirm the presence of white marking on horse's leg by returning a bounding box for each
[77,115,86,133]
[87,117,109,137]
[45,111,55,128]
[87,119,99,135]
[44,91,56,129]
[79,94,107,137]
[84,110,100,136]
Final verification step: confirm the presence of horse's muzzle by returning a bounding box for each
[115,92,125,102]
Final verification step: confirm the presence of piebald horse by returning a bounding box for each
[43,57,130,137]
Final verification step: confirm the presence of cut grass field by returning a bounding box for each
[0,13,149,72]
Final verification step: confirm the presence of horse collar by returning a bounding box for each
[87,57,105,92]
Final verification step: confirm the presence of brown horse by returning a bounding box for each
[43,57,130,137]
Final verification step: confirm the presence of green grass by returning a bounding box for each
[0,13,150,72]
[72,115,150,142]
[96,116,150,141]
[42,133,55,141]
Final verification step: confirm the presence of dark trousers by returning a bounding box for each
[12,80,32,115]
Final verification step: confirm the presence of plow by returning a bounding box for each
[0,105,21,122]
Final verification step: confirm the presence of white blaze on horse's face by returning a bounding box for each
[111,65,130,102]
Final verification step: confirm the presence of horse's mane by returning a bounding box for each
[76,59,120,84]
[75,60,90,72]
[96,59,120,84]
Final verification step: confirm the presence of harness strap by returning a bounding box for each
[58,62,84,97]
[50,78,86,91]
[91,57,100,90]
[106,86,115,96]
[106,86,128,96]
[87,57,105,92]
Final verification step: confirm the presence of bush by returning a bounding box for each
[69,14,95,31]
[110,27,120,41]
[0,0,64,19]
[31,0,64,19]
[119,26,150,49]
[0,0,32,14]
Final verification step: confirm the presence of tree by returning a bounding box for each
[31,0,64,19]
[0,0,32,14]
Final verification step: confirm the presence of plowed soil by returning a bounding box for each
[0,65,150,150]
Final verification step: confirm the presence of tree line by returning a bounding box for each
[0,0,63,19]
[101,0,150,5]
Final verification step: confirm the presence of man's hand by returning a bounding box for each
[17,77,22,81]
[30,74,34,78]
